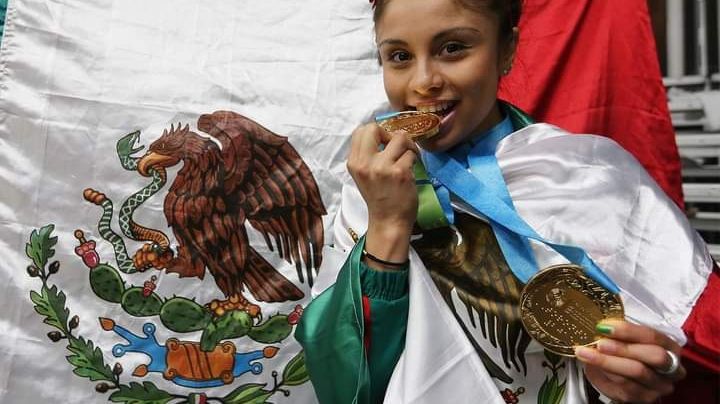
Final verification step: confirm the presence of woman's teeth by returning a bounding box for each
[416,102,454,116]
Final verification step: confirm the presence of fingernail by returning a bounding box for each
[596,338,618,354]
[596,323,614,335]
[575,346,598,362]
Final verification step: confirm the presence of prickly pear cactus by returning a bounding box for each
[121,287,163,317]
[160,297,211,333]
[89,263,125,303]
[248,314,292,344]
[86,261,297,353]
[201,310,253,351]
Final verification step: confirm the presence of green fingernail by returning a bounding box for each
[596,323,614,335]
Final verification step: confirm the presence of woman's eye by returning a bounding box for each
[389,50,411,63]
[441,43,468,56]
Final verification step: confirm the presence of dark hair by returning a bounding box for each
[373,0,522,45]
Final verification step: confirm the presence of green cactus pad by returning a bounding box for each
[248,314,292,344]
[160,297,212,333]
[89,264,125,303]
[200,310,253,351]
[120,287,162,317]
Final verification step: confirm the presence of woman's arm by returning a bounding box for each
[346,121,418,402]
[346,122,418,264]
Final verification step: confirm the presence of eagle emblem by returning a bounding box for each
[132,111,326,316]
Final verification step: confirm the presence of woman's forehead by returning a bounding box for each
[375,0,498,44]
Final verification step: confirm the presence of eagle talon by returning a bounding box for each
[206,294,262,319]
[133,242,174,271]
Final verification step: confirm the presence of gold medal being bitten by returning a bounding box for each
[377,111,441,141]
[519,264,624,356]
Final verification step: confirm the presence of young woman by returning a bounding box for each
[296,0,716,403]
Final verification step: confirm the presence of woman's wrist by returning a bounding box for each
[364,219,412,271]
[363,249,409,272]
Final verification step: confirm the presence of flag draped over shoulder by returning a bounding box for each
[499,3,720,401]
[0,1,386,402]
[498,0,684,208]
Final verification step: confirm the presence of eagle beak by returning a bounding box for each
[137,152,179,176]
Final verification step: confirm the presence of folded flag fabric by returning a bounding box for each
[498,0,684,208]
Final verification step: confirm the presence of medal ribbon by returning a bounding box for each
[420,106,620,294]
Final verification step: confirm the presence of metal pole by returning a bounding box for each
[666,0,685,80]
[695,0,709,88]
[717,0,720,80]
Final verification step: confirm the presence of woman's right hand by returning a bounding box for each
[346,122,418,262]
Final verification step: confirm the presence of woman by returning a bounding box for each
[296,0,715,403]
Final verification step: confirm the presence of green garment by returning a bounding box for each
[295,236,408,404]
[0,0,7,46]
[359,260,408,404]
[296,238,371,404]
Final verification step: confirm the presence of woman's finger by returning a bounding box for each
[357,123,387,153]
[395,149,417,171]
[596,339,687,381]
[595,320,681,352]
[575,346,671,390]
[380,131,420,161]
[584,363,673,403]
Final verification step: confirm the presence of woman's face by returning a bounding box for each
[375,0,512,152]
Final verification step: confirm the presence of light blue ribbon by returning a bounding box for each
[422,117,620,293]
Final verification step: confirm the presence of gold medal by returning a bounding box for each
[519,264,624,356]
[377,111,441,141]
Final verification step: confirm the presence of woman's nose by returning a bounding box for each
[410,60,443,96]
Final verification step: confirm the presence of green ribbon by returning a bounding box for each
[414,161,451,229]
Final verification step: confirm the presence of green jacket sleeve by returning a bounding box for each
[359,262,409,404]
[295,237,410,404]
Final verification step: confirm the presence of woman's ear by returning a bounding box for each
[501,27,519,75]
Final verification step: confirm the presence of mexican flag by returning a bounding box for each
[0,1,700,403]
[0,0,386,402]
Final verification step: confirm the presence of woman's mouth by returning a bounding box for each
[414,101,457,119]
[411,102,458,140]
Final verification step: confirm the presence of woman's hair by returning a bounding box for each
[373,0,522,45]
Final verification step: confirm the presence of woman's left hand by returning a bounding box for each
[575,320,686,403]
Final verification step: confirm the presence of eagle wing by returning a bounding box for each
[197,111,326,286]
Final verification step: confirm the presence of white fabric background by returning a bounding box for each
[0,0,387,402]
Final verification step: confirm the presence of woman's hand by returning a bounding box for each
[347,123,419,262]
[575,320,686,403]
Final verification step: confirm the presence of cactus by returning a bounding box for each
[200,310,253,351]
[159,297,212,333]
[248,314,292,344]
[89,264,126,303]
[121,287,163,317]
[86,263,293,348]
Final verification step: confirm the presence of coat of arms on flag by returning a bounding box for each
[20,109,327,402]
